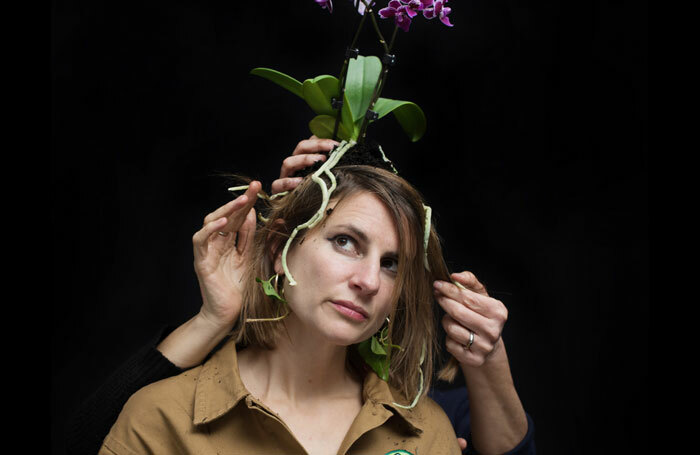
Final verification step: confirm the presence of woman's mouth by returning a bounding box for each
[331,300,368,321]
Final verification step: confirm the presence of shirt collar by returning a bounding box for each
[193,337,425,434]
[193,337,247,425]
[362,368,425,435]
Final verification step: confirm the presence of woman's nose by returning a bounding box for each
[349,257,381,296]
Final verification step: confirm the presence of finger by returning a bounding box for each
[271,177,304,195]
[280,153,328,178]
[442,313,476,347]
[236,207,257,256]
[442,312,500,354]
[292,138,339,156]
[219,181,261,234]
[451,271,489,296]
[445,337,486,368]
[438,294,505,346]
[192,216,228,259]
[203,193,250,226]
[436,293,479,329]
[457,438,467,450]
[437,296,489,337]
[434,280,493,317]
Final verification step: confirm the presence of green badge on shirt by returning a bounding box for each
[384,451,414,455]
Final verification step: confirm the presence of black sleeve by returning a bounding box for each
[65,326,183,455]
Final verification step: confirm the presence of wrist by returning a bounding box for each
[156,313,232,369]
[194,308,236,336]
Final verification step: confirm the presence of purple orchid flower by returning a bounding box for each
[315,0,333,13]
[378,0,414,32]
[423,0,453,27]
[379,0,450,31]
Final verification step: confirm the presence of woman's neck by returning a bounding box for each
[238,314,362,407]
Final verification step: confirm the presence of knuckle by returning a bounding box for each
[284,178,298,190]
[499,305,509,322]
[307,154,326,165]
[443,320,457,337]
[281,156,295,171]
[486,323,502,343]
[293,140,307,153]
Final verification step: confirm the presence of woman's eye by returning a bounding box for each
[382,258,398,273]
[331,235,397,273]
[332,235,356,253]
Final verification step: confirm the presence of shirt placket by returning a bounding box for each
[337,398,396,455]
[244,395,310,453]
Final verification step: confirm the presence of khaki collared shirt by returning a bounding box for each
[99,338,461,455]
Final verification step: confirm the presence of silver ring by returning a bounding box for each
[217,231,229,237]
[465,330,475,351]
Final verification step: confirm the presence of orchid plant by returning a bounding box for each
[249,0,453,393]
[251,0,453,144]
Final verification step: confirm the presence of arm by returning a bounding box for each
[66,138,335,455]
[65,326,182,455]
[66,184,260,455]
[435,272,532,455]
[156,135,338,367]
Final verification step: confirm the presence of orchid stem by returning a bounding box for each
[358,24,398,142]
[388,23,399,52]
[368,9,390,54]
[333,6,369,140]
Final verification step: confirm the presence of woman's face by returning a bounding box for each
[275,191,400,346]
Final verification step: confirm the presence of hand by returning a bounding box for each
[270,135,339,195]
[434,271,508,367]
[192,181,261,331]
[458,437,467,451]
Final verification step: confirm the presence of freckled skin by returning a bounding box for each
[276,192,400,346]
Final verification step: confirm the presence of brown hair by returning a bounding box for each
[231,165,457,403]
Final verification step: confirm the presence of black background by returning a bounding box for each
[51,0,648,453]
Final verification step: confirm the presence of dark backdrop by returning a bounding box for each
[51,0,648,453]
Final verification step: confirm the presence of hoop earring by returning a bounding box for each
[273,273,286,298]
[248,273,290,323]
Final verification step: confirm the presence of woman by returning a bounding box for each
[99,144,465,454]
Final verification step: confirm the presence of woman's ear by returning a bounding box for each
[273,250,284,277]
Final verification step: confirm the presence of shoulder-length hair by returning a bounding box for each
[231,165,457,403]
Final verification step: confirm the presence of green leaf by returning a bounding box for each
[373,98,427,142]
[371,335,387,355]
[309,115,355,142]
[345,55,382,122]
[302,76,356,140]
[302,75,338,116]
[255,276,286,303]
[250,68,303,99]
[340,92,355,135]
[357,338,390,381]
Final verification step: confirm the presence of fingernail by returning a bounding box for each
[433,281,443,289]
